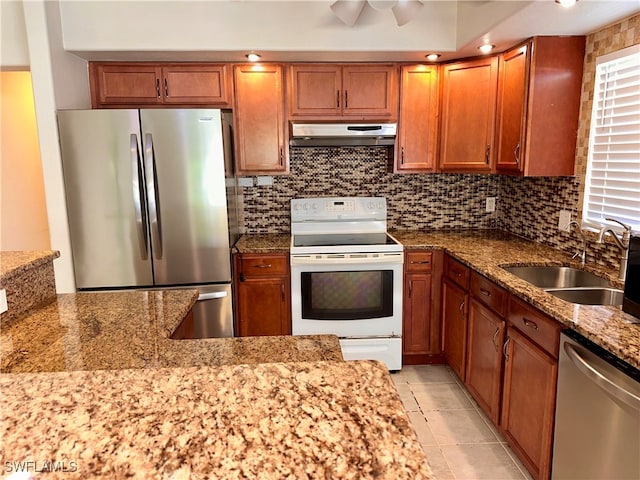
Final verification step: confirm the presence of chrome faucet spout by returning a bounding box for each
[568,220,587,265]
[596,218,632,281]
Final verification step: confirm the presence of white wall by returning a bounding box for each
[0,0,30,67]
[22,0,91,292]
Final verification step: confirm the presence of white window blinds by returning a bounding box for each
[582,44,640,233]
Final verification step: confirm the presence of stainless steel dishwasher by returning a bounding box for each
[552,330,640,479]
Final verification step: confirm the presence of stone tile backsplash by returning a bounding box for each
[239,147,622,273]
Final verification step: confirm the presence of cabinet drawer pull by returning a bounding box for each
[411,260,430,265]
[503,336,511,361]
[459,300,465,316]
[492,327,500,352]
[514,143,521,167]
[452,269,462,278]
[164,78,169,97]
[156,79,161,98]
[345,90,348,109]
[479,288,492,297]
[485,144,491,164]
[409,280,413,297]
[401,146,405,165]
[523,317,539,330]
[281,283,285,301]
[279,148,284,166]
[336,90,340,108]
[253,264,272,269]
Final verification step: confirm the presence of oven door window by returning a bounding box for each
[301,270,393,320]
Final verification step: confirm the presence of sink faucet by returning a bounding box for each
[568,221,587,265]
[596,217,632,280]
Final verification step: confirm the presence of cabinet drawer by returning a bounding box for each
[508,295,562,357]
[406,251,433,272]
[470,272,507,317]
[240,255,288,277]
[444,255,470,289]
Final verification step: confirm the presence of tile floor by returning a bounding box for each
[391,365,534,480]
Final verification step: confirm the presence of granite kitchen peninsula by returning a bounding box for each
[0,251,431,479]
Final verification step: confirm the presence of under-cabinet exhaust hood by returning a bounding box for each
[290,123,397,147]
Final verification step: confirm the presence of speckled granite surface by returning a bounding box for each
[1,360,429,479]
[238,231,640,369]
[0,290,344,373]
[235,233,291,253]
[0,250,59,324]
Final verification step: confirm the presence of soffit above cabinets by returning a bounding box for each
[59,1,640,63]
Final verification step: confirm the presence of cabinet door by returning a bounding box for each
[342,65,398,118]
[496,43,529,174]
[442,278,468,381]
[162,65,231,106]
[501,326,557,480]
[289,65,342,117]
[439,57,498,172]
[91,63,162,107]
[403,271,433,354]
[466,299,505,423]
[236,277,291,336]
[395,65,438,173]
[233,64,288,174]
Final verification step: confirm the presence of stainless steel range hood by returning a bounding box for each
[290,123,397,147]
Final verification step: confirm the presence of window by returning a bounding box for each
[582,44,640,233]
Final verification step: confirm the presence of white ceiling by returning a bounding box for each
[61,0,640,63]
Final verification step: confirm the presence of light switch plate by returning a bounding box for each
[485,197,496,213]
[558,210,572,231]
[256,176,273,186]
[237,177,254,187]
[0,289,7,314]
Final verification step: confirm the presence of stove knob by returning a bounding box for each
[367,201,374,209]
[312,203,318,210]
[293,204,300,211]
[377,201,384,209]
[303,203,309,211]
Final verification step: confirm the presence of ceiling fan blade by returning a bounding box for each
[392,0,424,26]
[331,0,367,26]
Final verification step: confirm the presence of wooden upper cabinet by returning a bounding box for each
[90,63,231,108]
[395,65,439,173]
[91,64,163,107]
[439,56,499,173]
[233,64,289,175]
[161,65,230,105]
[496,36,586,176]
[288,64,398,120]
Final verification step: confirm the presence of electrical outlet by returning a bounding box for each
[485,197,496,213]
[558,210,572,232]
[0,289,7,314]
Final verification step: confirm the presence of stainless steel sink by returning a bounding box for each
[501,266,612,288]
[544,287,624,306]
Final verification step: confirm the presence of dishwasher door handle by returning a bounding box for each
[565,342,640,411]
[198,291,228,301]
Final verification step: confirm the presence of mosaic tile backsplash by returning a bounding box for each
[239,147,622,273]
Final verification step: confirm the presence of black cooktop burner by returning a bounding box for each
[293,233,398,247]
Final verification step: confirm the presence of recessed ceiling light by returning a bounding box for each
[425,53,441,62]
[555,0,578,7]
[246,52,261,62]
[478,44,495,54]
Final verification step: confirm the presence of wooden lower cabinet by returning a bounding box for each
[465,299,505,423]
[441,278,468,380]
[501,325,558,480]
[402,250,443,364]
[234,253,291,337]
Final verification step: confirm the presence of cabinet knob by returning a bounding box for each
[514,143,521,167]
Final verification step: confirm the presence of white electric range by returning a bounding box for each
[290,197,403,370]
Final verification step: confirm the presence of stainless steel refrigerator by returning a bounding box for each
[57,109,238,338]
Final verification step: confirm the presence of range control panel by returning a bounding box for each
[291,197,387,223]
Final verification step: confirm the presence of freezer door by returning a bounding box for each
[140,109,231,285]
[57,109,153,288]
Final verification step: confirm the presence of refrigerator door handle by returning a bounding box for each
[144,133,163,259]
[198,291,229,301]
[130,134,149,260]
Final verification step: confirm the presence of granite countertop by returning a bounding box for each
[235,234,291,254]
[0,250,60,282]
[238,230,640,369]
[0,290,343,373]
[1,360,430,479]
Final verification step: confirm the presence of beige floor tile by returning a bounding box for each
[425,409,500,446]
[394,382,420,412]
[502,443,535,480]
[474,403,506,442]
[440,443,527,479]
[411,383,474,411]
[421,445,455,480]
[401,364,458,384]
[407,411,438,446]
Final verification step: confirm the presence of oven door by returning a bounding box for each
[290,253,403,337]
